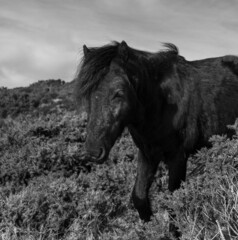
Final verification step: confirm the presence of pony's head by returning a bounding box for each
[76,41,139,163]
[76,41,179,163]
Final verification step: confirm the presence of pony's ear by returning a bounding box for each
[83,45,90,57]
[118,41,129,62]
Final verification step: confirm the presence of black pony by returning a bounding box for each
[76,41,238,237]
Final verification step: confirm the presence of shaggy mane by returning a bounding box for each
[75,41,179,104]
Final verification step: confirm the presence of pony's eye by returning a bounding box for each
[113,90,124,100]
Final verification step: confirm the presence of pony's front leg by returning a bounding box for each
[167,147,187,192]
[132,150,159,221]
[167,147,187,238]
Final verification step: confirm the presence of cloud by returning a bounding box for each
[0,0,238,88]
[0,1,82,88]
[0,67,31,88]
[0,28,78,87]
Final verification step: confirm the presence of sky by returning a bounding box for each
[0,0,238,88]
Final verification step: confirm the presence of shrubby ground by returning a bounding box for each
[0,110,238,240]
[0,81,238,239]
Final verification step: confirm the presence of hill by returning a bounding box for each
[0,79,238,239]
[0,79,76,118]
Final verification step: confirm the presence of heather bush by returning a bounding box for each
[1,110,238,239]
[152,135,238,240]
[0,79,75,119]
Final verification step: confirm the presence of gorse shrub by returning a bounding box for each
[156,135,238,240]
[1,109,238,239]
[0,112,88,189]
[0,79,75,119]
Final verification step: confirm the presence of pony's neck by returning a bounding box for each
[126,52,178,133]
[126,53,172,106]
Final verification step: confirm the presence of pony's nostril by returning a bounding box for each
[98,147,106,161]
